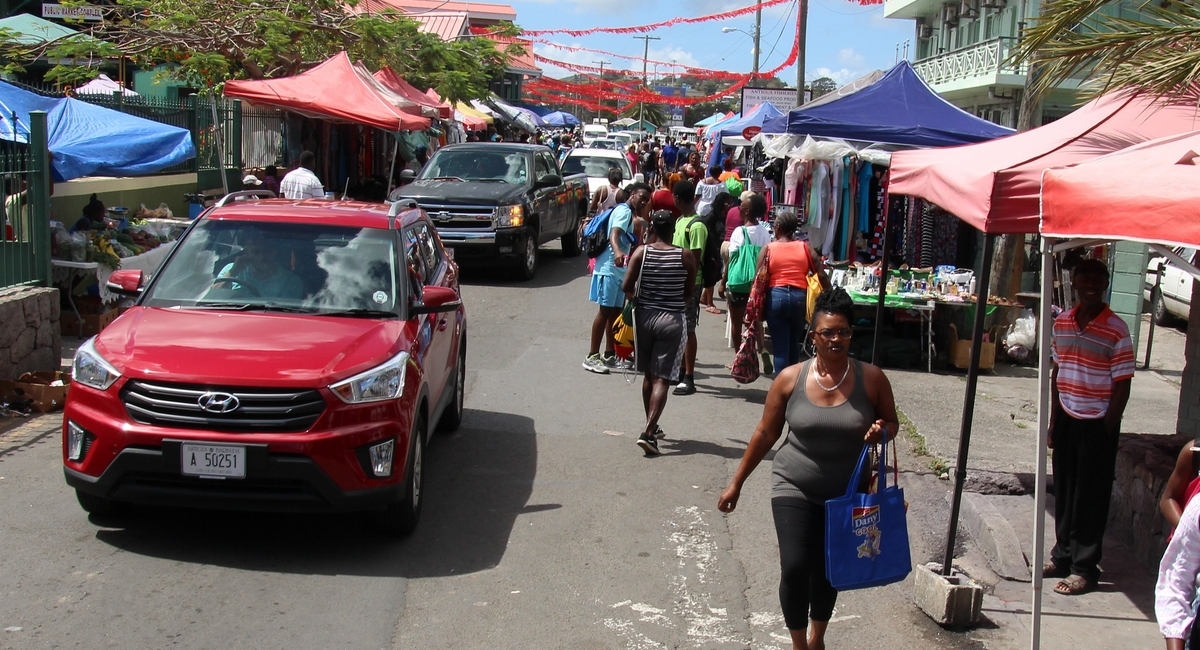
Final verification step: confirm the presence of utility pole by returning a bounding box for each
[753,1,762,76]
[592,60,610,119]
[633,35,660,138]
[796,0,808,105]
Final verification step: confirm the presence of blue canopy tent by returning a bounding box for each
[784,61,1014,147]
[519,104,554,117]
[718,102,785,138]
[694,112,726,128]
[542,111,580,126]
[0,80,195,181]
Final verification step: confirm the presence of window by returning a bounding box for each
[534,154,553,181]
[405,222,444,289]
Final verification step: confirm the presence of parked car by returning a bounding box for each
[559,147,643,199]
[394,143,589,280]
[581,123,609,146]
[63,194,466,536]
[1146,247,1197,324]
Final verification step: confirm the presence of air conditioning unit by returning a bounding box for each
[918,23,933,39]
[960,0,978,18]
[943,2,959,25]
[980,0,1006,9]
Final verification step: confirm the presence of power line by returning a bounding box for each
[761,0,798,70]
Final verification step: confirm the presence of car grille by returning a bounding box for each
[419,203,496,230]
[122,380,327,433]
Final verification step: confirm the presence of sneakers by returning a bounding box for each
[760,350,774,375]
[582,353,610,374]
[652,426,666,440]
[637,436,661,456]
[602,353,621,370]
[673,378,696,395]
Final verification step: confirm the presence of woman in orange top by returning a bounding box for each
[757,210,832,373]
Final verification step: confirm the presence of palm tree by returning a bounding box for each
[1014,0,1200,100]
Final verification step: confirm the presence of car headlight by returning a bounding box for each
[330,351,410,404]
[73,338,121,391]
[494,205,524,228]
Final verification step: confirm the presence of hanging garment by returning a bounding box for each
[919,202,937,268]
[808,161,828,228]
[857,162,873,233]
[785,158,804,205]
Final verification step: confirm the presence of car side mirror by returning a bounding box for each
[410,285,461,316]
[106,269,144,296]
[535,174,562,189]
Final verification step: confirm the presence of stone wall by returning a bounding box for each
[1108,433,1189,571]
[0,287,61,380]
[1177,280,1200,437]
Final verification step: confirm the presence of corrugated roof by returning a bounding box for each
[0,14,79,46]
[351,0,516,21]
[409,11,468,40]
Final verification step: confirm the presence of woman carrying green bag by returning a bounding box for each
[722,193,772,358]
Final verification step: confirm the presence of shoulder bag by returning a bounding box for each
[726,227,763,294]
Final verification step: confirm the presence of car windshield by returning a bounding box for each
[420,150,528,183]
[143,220,400,314]
[561,155,629,179]
[589,140,617,150]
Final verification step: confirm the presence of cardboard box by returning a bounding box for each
[0,371,71,413]
[60,308,117,338]
[947,324,999,370]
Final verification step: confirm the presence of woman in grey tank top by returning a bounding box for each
[717,289,900,650]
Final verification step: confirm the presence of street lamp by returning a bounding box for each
[720,8,761,75]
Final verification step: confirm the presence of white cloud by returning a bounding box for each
[837,48,864,67]
[813,67,860,85]
[647,46,701,69]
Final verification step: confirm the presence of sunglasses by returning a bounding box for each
[813,328,853,341]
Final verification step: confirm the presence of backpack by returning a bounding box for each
[583,207,633,259]
[684,216,722,289]
[725,176,744,199]
[726,226,764,294]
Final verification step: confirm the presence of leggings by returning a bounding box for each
[772,496,838,630]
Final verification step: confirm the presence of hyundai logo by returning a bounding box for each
[197,391,240,414]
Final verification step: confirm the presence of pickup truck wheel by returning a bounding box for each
[560,219,582,257]
[1152,287,1175,326]
[513,232,538,281]
[374,416,425,537]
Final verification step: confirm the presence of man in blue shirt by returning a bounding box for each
[584,182,652,374]
[661,139,679,174]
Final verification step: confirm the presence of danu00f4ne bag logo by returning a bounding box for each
[852,505,882,560]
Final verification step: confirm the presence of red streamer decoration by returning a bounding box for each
[520,0,796,37]
[533,53,746,81]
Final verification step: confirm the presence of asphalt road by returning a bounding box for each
[1,243,987,650]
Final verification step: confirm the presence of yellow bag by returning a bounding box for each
[806,272,823,322]
[613,313,635,348]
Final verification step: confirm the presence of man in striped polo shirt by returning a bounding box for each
[1046,258,1134,596]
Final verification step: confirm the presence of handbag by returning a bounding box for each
[743,244,771,326]
[825,438,912,591]
[725,227,762,294]
[804,242,823,322]
[730,321,760,384]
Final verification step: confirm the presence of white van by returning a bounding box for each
[582,124,608,145]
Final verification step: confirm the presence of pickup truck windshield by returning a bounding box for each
[143,220,400,314]
[561,155,629,180]
[420,150,528,183]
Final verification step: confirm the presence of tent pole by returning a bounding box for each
[387,135,400,197]
[942,231,997,576]
[870,188,892,366]
[1030,236,1055,650]
[210,95,230,196]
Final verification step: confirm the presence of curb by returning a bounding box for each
[948,491,1031,581]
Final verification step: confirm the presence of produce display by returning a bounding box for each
[51,210,180,270]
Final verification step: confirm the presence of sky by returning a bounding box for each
[509,0,917,89]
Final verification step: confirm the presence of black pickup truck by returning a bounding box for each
[394,143,590,280]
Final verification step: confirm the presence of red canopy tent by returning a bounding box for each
[224,52,431,132]
[373,67,452,120]
[889,91,1200,234]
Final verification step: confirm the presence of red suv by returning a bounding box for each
[62,196,466,535]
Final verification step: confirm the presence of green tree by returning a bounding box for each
[809,76,838,99]
[1014,0,1200,100]
[0,0,518,103]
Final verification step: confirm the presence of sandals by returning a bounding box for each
[704,305,723,315]
[1053,574,1093,596]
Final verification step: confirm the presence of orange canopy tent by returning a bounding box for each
[373,67,452,120]
[224,52,431,132]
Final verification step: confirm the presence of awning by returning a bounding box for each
[718,102,785,137]
[694,112,727,127]
[455,101,493,125]
[0,80,193,181]
[1041,129,1200,249]
[0,14,79,46]
[784,61,1014,148]
[74,74,138,97]
[889,90,1200,234]
[373,67,451,119]
[543,111,580,126]
[224,52,431,132]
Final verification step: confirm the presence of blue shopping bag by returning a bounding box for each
[825,441,912,591]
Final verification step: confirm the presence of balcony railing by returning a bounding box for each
[913,37,1027,88]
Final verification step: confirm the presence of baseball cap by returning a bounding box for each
[242,174,262,186]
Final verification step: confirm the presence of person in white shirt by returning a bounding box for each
[722,192,772,358]
[279,151,325,200]
[1157,494,1200,649]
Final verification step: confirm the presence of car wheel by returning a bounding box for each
[437,338,466,433]
[76,489,121,515]
[374,416,426,537]
[560,218,582,257]
[1152,287,1174,326]
[514,231,538,281]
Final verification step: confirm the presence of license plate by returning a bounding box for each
[181,443,246,478]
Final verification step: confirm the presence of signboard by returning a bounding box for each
[741,126,762,140]
[653,85,686,123]
[42,3,104,21]
[740,86,800,113]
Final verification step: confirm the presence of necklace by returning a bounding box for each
[813,359,851,392]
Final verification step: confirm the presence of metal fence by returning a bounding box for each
[0,112,51,289]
